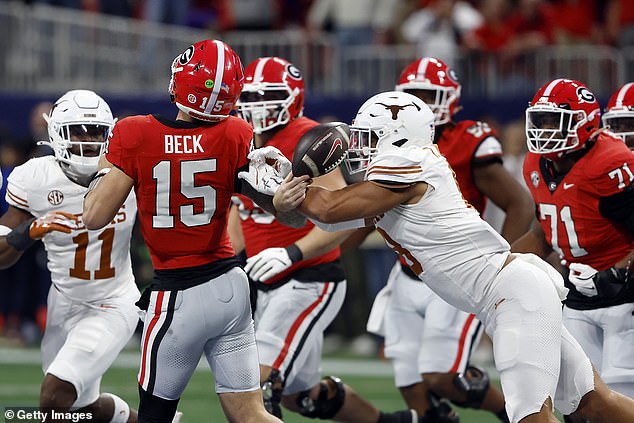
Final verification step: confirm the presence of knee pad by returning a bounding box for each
[424,392,460,423]
[452,365,490,409]
[138,386,179,423]
[296,375,345,420]
[261,369,284,418]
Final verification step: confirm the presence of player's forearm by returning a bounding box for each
[0,238,24,269]
[500,203,535,244]
[83,191,119,230]
[510,229,552,258]
[241,182,307,228]
[295,228,355,261]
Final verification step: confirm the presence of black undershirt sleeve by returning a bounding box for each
[598,184,634,236]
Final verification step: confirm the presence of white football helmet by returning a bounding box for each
[345,91,435,175]
[41,90,115,186]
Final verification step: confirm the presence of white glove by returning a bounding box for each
[568,262,599,297]
[247,146,292,177]
[238,146,292,196]
[245,247,293,281]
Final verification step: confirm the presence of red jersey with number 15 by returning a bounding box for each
[523,132,634,270]
[106,114,253,270]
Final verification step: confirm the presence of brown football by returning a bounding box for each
[292,122,350,177]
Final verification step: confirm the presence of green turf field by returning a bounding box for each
[0,349,563,422]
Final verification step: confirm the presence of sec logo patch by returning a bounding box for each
[48,190,64,205]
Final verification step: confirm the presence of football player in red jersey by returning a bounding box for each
[230,56,420,423]
[82,40,290,423]
[603,82,634,149]
[363,57,533,422]
[513,78,634,401]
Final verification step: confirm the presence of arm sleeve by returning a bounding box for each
[598,185,634,236]
[308,217,368,232]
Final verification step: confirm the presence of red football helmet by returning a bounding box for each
[168,40,244,122]
[395,57,461,125]
[603,82,634,149]
[525,79,601,159]
[236,57,304,134]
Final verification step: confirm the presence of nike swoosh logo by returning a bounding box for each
[563,183,575,190]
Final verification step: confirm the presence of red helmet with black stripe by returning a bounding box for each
[525,79,601,159]
[168,40,244,122]
[395,57,461,125]
[237,57,305,134]
[603,82,634,149]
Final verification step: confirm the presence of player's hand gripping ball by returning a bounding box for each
[292,122,350,177]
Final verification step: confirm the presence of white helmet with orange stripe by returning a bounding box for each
[345,91,435,175]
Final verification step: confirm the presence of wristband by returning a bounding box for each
[6,218,36,251]
[285,243,303,264]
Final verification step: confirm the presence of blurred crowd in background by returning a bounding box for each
[4,0,633,50]
[1,0,632,355]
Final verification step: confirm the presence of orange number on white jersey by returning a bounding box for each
[70,228,116,280]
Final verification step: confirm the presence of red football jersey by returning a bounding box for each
[233,117,340,284]
[437,120,503,214]
[106,114,253,270]
[523,132,634,270]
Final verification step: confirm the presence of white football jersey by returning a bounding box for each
[6,156,137,301]
[367,145,510,313]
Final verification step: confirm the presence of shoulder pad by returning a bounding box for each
[367,147,433,185]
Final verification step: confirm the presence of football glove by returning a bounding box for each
[568,262,599,297]
[238,146,292,196]
[245,247,294,282]
[6,211,78,251]
[30,211,78,239]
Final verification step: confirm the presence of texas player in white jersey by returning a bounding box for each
[368,58,532,423]
[0,90,142,423]
[270,91,634,423]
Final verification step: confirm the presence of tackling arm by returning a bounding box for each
[473,162,534,243]
[298,180,426,223]
[83,156,134,230]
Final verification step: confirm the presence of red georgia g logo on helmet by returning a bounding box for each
[577,87,595,103]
